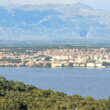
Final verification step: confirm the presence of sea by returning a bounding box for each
[0,67,110,99]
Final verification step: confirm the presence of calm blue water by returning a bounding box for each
[0,67,110,99]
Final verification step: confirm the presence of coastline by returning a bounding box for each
[0,65,107,69]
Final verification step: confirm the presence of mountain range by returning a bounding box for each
[0,3,110,41]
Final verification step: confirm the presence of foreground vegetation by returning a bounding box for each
[0,76,110,110]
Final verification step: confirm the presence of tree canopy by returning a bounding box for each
[0,76,110,110]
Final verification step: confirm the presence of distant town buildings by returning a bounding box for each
[0,47,110,68]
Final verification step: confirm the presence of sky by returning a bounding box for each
[0,0,110,11]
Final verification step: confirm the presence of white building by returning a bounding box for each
[86,62,95,68]
[52,56,68,61]
[95,63,102,68]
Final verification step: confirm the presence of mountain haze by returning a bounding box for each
[0,3,110,41]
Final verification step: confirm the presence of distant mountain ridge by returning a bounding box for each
[0,3,110,41]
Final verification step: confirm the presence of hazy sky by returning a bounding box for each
[0,0,110,11]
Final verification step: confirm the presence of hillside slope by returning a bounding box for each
[0,76,110,110]
[0,3,110,40]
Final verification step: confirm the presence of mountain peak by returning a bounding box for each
[0,3,110,40]
[73,2,92,10]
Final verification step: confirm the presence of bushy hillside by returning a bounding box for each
[0,76,110,110]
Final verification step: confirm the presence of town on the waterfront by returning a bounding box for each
[0,47,110,68]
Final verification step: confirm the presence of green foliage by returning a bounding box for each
[0,76,109,110]
[46,63,51,67]
[102,62,110,66]
[45,56,51,61]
